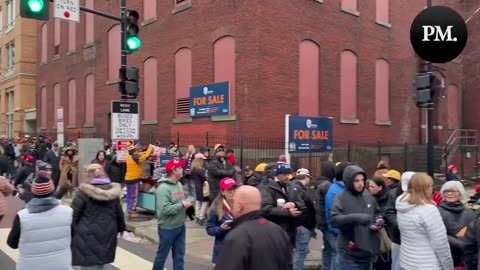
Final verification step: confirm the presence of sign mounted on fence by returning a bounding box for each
[116,140,134,163]
[54,0,80,23]
[286,115,333,153]
[189,81,230,118]
[111,101,140,141]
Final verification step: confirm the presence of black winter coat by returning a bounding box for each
[383,183,403,244]
[207,158,236,199]
[290,180,316,229]
[315,177,332,231]
[438,201,475,267]
[245,173,263,187]
[71,182,126,266]
[0,154,10,176]
[260,178,297,242]
[105,158,122,184]
[463,211,480,270]
[373,188,389,215]
[214,211,292,270]
[192,168,208,202]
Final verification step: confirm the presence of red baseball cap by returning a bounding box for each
[165,159,185,174]
[220,177,237,191]
[25,155,34,164]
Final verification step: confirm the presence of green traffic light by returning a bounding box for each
[126,37,141,51]
[27,0,44,13]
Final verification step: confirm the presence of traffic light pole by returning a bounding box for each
[120,0,127,101]
[426,0,434,178]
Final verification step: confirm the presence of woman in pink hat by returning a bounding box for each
[206,177,237,266]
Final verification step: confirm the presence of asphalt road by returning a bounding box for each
[0,196,213,270]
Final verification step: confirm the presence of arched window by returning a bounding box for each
[40,87,47,128]
[299,40,320,116]
[143,58,158,121]
[214,36,236,114]
[375,59,390,123]
[107,25,121,81]
[340,50,358,122]
[174,48,192,117]
[85,74,95,126]
[376,0,390,24]
[68,79,77,126]
[53,83,61,123]
[68,21,76,52]
[341,0,357,12]
[85,0,94,44]
[41,24,47,64]
[143,0,156,21]
[447,85,459,129]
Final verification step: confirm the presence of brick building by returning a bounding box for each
[36,0,465,146]
[0,0,39,138]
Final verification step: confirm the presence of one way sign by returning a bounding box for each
[54,0,80,23]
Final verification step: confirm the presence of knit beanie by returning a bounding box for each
[275,163,292,176]
[31,177,55,198]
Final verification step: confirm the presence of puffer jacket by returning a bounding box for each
[125,146,153,182]
[315,177,332,231]
[206,207,233,264]
[71,182,126,266]
[396,194,454,270]
[438,201,474,267]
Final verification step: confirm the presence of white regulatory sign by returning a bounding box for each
[111,101,140,141]
[54,0,80,23]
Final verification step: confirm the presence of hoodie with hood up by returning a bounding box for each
[330,165,380,263]
[395,193,453,270]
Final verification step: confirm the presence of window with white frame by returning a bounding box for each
[7,0,15,31]
[6,41,14,74]
[6,89,14,138]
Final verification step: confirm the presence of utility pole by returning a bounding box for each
[426,0,434,178]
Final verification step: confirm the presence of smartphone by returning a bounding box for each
[223,220,233,225]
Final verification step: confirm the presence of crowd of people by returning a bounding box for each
[1,136,480,270]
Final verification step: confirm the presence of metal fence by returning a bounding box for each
[22,131,480,180]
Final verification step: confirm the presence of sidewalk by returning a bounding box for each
[129,213,323,270]
[63,198,322,269]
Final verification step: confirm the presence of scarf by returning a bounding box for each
[223,198,233,220]
[90,177,111,185]
[27,197,60,213]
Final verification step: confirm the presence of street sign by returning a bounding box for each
[111,101,139,141]
[56,107,64,147]
[54,0,80,23]
[116,140,134,163]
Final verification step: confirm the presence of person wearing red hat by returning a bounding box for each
[154,159,192,270]
[13,155,35,189]
[447,165,460,181]
[206,177,237,265]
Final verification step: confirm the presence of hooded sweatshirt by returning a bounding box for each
[156,177,187,229]
[396,194,453,270]
[330,165,380,263]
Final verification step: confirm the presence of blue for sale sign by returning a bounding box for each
[287,116,333,153]
[190,82,230,117]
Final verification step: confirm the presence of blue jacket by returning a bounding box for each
[206,208,233,264]
[325,179,344,235]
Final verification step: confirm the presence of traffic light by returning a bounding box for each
[415,72,435,107]
[125,10,141,53]
[119,67,139,98]
[20,0,49,21]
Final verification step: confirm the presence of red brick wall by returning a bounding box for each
[36,0,466,145]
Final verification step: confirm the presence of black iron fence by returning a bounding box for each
[21,131,480,180]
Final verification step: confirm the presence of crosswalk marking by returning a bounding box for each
[0,228,166,270]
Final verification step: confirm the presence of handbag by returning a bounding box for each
[203,181,210,197]
[378,227,392,253]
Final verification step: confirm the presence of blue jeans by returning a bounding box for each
[293,227,311,270]
[322,230,338,270]
[391,243,401,270]
[153,225,186,270]
[334,255,372,270]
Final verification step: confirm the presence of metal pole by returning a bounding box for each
[120,0,127,100]
[426,0,435,178]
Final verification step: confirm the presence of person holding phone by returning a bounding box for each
[206,177,237,265]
